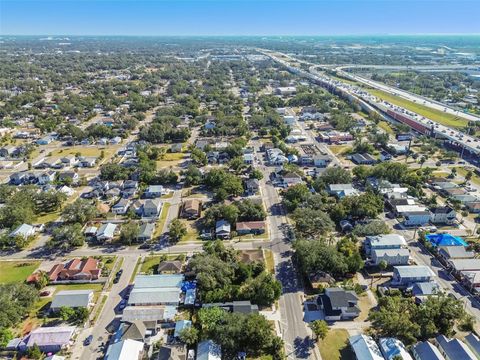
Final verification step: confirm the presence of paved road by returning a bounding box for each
[75,254,138,360]
[253,142,322,360]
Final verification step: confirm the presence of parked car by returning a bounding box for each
[84,335,93,346]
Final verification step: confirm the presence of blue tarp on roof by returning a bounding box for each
[181,281,197,292]
[426,233,467,247]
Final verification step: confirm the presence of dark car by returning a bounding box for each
[84,335,93,346]
[116,269,123,277]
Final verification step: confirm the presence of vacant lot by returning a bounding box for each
[0,260,41,284]
[369,89,469,128]
[318,329,355,360]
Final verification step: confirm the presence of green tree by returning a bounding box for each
[0,327,13,348]
[282,183,310,212]
[27,343,43,360]
[179,326,199,346]
[310,320,329,340]
[169,219,187,243]
[291,208,334,239]
[62,198,99,224]
[120,221,140,245]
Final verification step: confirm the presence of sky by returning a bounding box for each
[1,0,480,36]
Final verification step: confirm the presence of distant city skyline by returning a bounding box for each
[1,0,480,36]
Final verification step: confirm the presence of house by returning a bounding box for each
[157,260,183,274]
[448,258,480,274]
[410,282,440,303]
[243,153,254,164]
[245,178,260,195]
[430,206,456,225]
[78,156,97,168]
[116,321,147,342]
[144,185,164,198]
[48,257,100,281]
[143,199,162,217]
[137,223,155,242]
[202,301,258,314]
[403,210,431,227]
[181,199,201,219]
[365,234,407,256]
[60,155,77,167]
[58,171,79,183]
[276,86,296,96]
[392,266,435,287]
[313,155,331,167]
[236,221,266,235]
[435,335,477,360]
[96,223,117,241]
[461,270,480,293]
[327,184,358,198]
[50,290,94,313]
[158,345,187,360]
[371,248,410,266]
[37,135,54,145]
[110,136,122,145]
[174,320,192,339]
[0,145,18,158]
[123,180,139,190]
[379,337,413,360]
[84,226,98,237]
[351,153,376,165]
[204,120,216,130]
[121,306,173,329]
[9,223,35,239]
[197,340,221,360]
[38,171,56,185]
[105,339,144,360]
[380,151,393,161]
[112,198,131,215]
[170,143,183,153]
[438,246,474,262]
[464,333,480,359]
[412,341,445,360]
[25,326,76,353]
[318,287,360,321]
[215,220,231,240]
[281,172,303,187]
[467,202,480,213]
[128,275,184,306]
[349,334,384,360]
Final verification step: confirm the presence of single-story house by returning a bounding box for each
[412,341,445,360]
[96,223,117,242]
[112,198,131,215]
[215,220,231,240]
[448,259,480,274]
[48,257,100,281]
[434,335,476,360]
[245,178,260,195]
[438,246,474,262]
[105,339,144,360]
[392,266,435,287]
[351,153,376,165]
[461,270,480,293]
[50,290,94,313]
[197,340,221,360]
[25,326,76,353]
[144,185,164,198]
[379,337,413,360]
[137,223,155,242]
[349,334,384,360]
[158,345,187,360]
[9,223,35,238]
[318,287,360,321]
[157,260,183,274]
[236,221,266,235]
[327,184,359,198]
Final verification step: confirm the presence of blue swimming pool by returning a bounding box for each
[425,233,467,247]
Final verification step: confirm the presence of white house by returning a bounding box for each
[9,223,35,239]
[379,337,413,360]
[403,210,431,227]
[430,206,456,225]
[112,198,131,215]
[365,234,407,256]
[96,223,117,242]
[349,335,384,360]
[371,248,410,266]
[392,266,435,287]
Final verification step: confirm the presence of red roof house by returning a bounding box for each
[48,257,100,281]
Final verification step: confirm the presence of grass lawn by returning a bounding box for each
[318,329,355,360]
[161,192,174,199]
[130,257,142,283]
[457,168,480,187]
[329,145,351,155]
[154,203,171,238]
[378,120,395,135]
[156,152,186,169]
[35,210,61,225]
[179,220,200,243]
[263,250,275,274]
[48,146,116,158]
[0,260,41,284]
[368,89,469,128]
[140,256,162,274]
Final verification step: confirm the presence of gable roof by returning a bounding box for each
[412,341,445,360]
[158,260,183,273]
[26,326,75,347]
[436,335,476,360]
[349,335,384,360]
[105,339,144,360]
[51,290,93,309]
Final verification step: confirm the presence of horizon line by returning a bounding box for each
[2,33,480,37]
